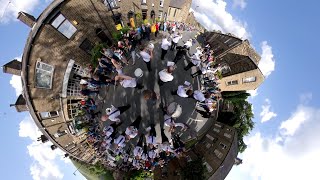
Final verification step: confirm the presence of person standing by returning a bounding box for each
[170,32,182,50]
[171,81,193,98]
[114,74,143,89]
[184,53,201,71]
[160,36,172,60]
[125,116,142,141]
[155,22,159,37]
[101,104,131,123]
[173,45,191,64]
[158,61,175,86]
[140,46,153,72]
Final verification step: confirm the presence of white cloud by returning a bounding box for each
[8,56,22,96]
[279,105,311,136]
[0,0,40,24]
[192,0,249,39]
[233,0,247,10]
[258,41,275,78]
[10,74,22,96]
[259,99,277,123]
[247,89,258,97]
[19,116,66,180]
[227,101,320,180]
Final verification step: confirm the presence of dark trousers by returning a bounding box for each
[184,62,195,71]
[191,70,202,78]
[161,128,169,143]
[170,42,177,50]
[155,30,159,37]
[173,54,183,64]
[150,124,157,137]
[145,61,151,72]
[118,104,131,114]
[158,78,165,86]
[161,49,167,60]
[130,116,142,130]
[137,134,144,147]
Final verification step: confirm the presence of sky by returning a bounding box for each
[0,0,320,180]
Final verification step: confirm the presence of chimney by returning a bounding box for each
[10,94,28,112]
[17,11,36,28]
[2,59,22,76]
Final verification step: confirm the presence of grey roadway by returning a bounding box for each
[96,30,216,149]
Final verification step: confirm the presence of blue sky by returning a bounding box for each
[0,0,320,180]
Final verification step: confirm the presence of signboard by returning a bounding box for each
[116,24,122,30]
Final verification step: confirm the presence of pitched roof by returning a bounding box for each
[169,0,186,9]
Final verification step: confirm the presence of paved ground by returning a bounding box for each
[96,30,217,149]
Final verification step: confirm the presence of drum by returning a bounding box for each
[134,68,143,78]
[167,102,182,118]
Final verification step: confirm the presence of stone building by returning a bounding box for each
[103,0,170,26]
[3,0,120,164]
[194,121,238,180]
[205,31,264,92]
[167,0,192,22]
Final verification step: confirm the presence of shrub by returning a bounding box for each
[91,43,107,68]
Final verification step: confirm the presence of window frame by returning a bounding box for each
[141,0,147,4]
[40,111,59,119]
[158,11,163,20]
[104,0,118,10]
[35,61,54,89]
[160,0,164,7]
[51,13,77,39]
[243,76,256,83]
[226,80,238,86]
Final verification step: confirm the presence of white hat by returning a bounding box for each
[106,108,112,114]
[167,61,175,67]
[184,81,191,86]
[80,79,88,85]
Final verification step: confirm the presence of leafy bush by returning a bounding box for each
[181,158,206,180]
[91,43,107,68]
[129,170,153,180]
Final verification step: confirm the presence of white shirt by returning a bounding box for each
[159,69,174,82]
[177,85,188,98]
[148,149,157,159]
[120,78,137,88]
[161,38,171,50]
[191,54,201,66]
[193,90,205,102]
[114,135,126,148]
[172,34,182,43]
[140,51,151,62]
[107,105,121,122]
[103,125,114,137]
[141,153,148,161]
[164,114,174,127]
[147,135,157,146]
[133,146,143,157]
[161,143,174,153]
[125,126,138,138]
[184,40,192,48]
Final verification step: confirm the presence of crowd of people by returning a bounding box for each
[71,21,223,173]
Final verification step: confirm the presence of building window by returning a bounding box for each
[219,142,227,149]
[160,0,164,7]
[214,149,223,159]
[79,38,94,55]
[174,9,177,17]
[104,0,118,10]
[35,61,54,89]
[224,133,231,138]
[213,128,220,133]
[243,76,256,83]
[226,80,238,86]
[158,11,163,20]
[141,0,146,4]
[40,111,59,119]
[51,14,77,39]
